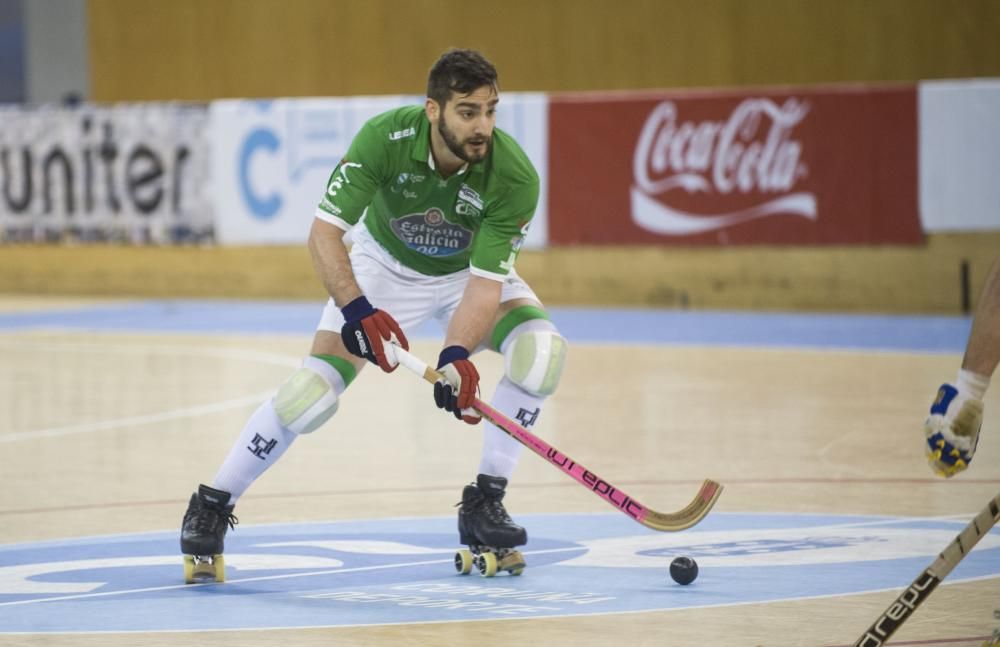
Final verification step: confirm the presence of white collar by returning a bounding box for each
[428,151,468,176]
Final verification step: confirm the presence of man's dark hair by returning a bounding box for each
[427,49,498,107]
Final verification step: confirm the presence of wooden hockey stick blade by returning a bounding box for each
[853,489,1000,647]
[391,344,723,532]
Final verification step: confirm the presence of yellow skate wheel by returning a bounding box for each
[477,552,498,578]
[454,549,473,575]
[501,550,526,576]
[213,555,225,583]
[183,555,196,584]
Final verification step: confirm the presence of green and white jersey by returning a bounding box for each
[315,105,539,281]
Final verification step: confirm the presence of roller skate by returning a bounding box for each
[454,474,527,577]
[180,484,238,584]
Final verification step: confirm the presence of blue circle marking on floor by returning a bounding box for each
[1,512,997,633]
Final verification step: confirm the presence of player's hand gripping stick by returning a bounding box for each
[340,296,409,373]
[434,345,483,425]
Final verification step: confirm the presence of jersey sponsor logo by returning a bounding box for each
[458,185,483,210]
[389,127,416,141]
[498,220,532,272]
[320,198,342,216]
[392,173,426,195]
[389,208,473,257]
[455,184,483,219]
[327,161,363,198]
[455,201,480,219]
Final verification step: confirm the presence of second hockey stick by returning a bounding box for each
[853,489,1000,646]
[391,345,723,532]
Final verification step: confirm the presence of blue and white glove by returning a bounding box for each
[924,382,985,478]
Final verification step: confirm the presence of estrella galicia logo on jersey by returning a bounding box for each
[0,513,997,633]
[390,209,473,257]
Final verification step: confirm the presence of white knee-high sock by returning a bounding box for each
[212,356,347,503]
[211,400,297,503]
[478,316,563,480]
[478,376,544,479]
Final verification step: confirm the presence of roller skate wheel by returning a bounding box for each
[213,554,225,583]
[183,554,225,584]
[454,549,473,575]
[500,550,526,576]
[476,552,499,577]
[183,555,196,584]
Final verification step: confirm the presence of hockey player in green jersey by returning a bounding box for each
[180,49,567,581]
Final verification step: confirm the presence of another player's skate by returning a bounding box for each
[455,474,527,577]
[180,484,238,584]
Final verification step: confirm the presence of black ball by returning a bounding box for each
[670,556,698,585]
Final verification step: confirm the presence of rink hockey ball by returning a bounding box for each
[670,556,698,585]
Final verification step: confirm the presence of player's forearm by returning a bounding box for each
[963,258,1000,377]
[445,275,502,351]
[307,218,363,308]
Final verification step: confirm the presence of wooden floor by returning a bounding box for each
[0,297,998,646]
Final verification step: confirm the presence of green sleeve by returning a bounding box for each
[316,122,389,228]
[470,179,539,279]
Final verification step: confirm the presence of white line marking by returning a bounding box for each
[0,338,299,443]
[0,391,274,443]
[0,546,586,607]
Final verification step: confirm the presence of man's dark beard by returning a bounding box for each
[438,113,490,163]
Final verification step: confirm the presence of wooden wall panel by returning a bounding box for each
[2,233,996,314]
[88,0,1000,102]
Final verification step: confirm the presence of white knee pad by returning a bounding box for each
[503,330,568,396]
[272,365,339,435]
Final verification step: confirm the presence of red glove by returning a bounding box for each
[434,346,482,424]
[340,296,408,372]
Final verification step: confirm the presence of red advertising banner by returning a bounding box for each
[548,85,920,245]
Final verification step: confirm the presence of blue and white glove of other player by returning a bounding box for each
[924,378,986,478]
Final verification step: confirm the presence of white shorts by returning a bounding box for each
[317,224,540,343]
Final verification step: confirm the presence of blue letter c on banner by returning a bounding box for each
[239,128,282,220]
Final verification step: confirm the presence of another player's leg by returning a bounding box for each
[924,257,999,477]
[181,337,360,582]
[455,298,567,576]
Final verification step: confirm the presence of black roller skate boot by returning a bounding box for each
[455,474,527,577]
[180,484,238,583]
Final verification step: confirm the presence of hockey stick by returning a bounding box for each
[853,489,1000,646]
[391,345,723,532]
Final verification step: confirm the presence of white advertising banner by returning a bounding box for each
[920,79,1000,231]
[210,93,549,247]
[0,104,211,242]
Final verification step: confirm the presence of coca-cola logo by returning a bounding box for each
[631,98,817,235]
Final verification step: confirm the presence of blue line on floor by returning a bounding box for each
[0,300,971,353]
